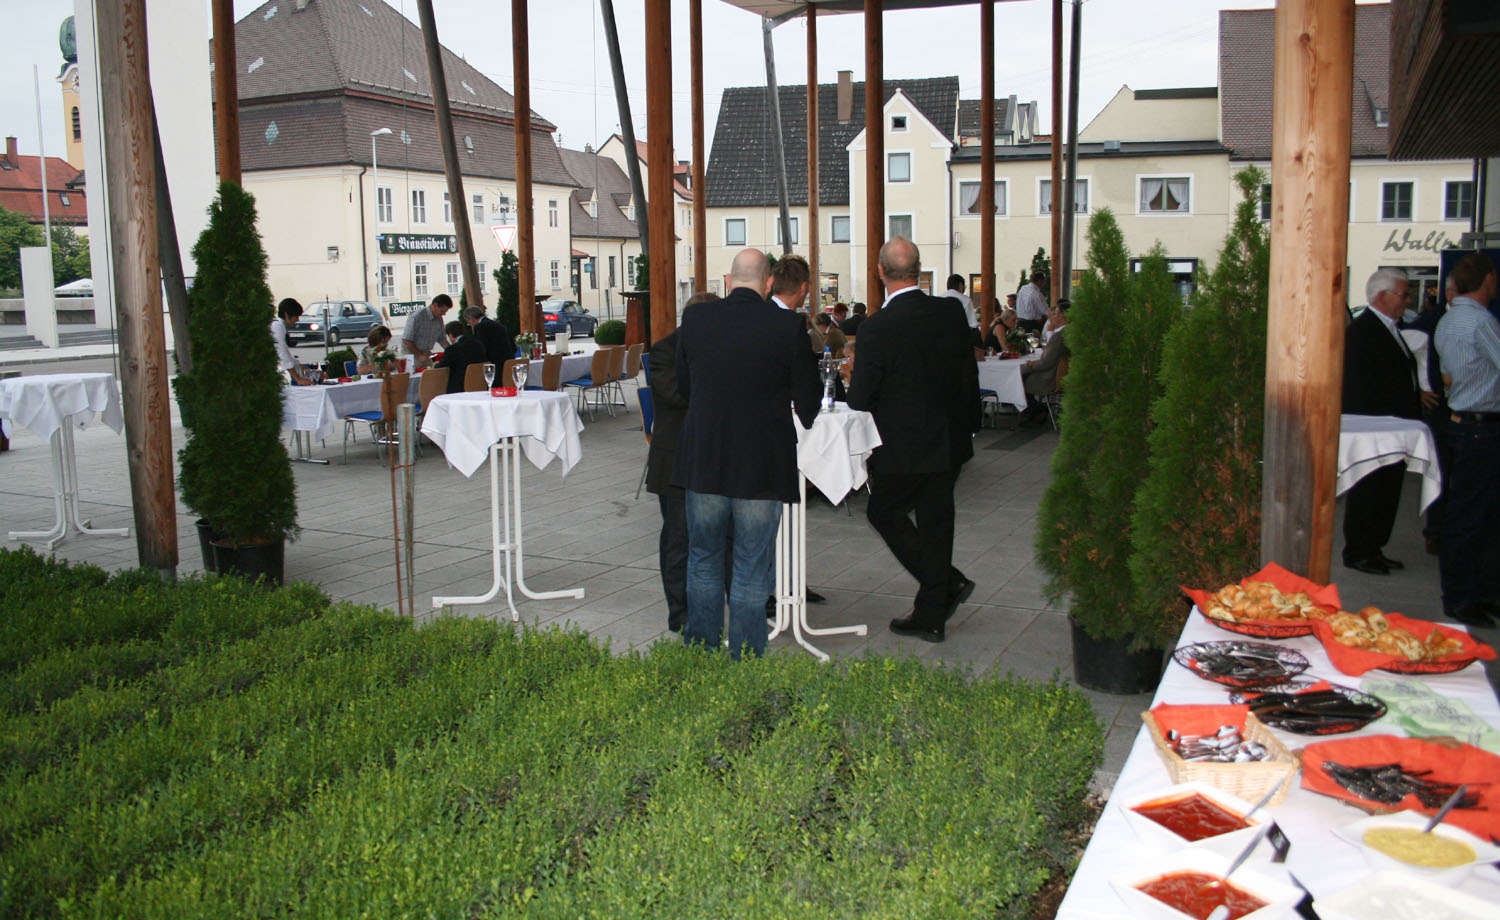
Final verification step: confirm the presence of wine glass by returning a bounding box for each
[512,361,529,390]
[482,362,496,390]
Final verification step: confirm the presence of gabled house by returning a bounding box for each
[557,145,642,318]
[0,137,88,228]
[597,135,696,306]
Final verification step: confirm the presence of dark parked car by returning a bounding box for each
[541,299,598,337]
[286,300,385,346]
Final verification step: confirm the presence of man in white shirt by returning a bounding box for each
[270,298,310,385]
[944,274,978,334]
[1015,271,1049,333]
[401,293,453,367]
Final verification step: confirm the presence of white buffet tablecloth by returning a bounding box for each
[281,376,423,442]
[1337,413,1441,513]
[795,405,881,504]
[420,390,583,478]
[1055,611,1500,919]
[977,356,1028,411]
[0,372,123,441]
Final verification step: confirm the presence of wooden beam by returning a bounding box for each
[979,0,994,330]
[691,0,707,295]
[513,0,537,340]
[1049,0,1062,303]
[645,0,677,338]
[211,0,239,185]
[865,0,883,307]
[415,0,484,308]
[807,6,819,306]
[96,0,177,574]
[1261,0,1356,582]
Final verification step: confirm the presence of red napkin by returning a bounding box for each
[1309,611,1496,676]
[1150,703,1250,737]
[1182,561,1342,621]
[1302,735,1500,841]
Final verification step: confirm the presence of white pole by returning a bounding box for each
[34,65,51,244]
[370,127,392,314]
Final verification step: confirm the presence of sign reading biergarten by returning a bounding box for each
[377,233,458,255]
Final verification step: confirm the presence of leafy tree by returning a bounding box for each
[1035,209,1181,646]
[1128,168,1270,649]
[492,250,520,334]
[633,253,649,290]
[0,205,44,291]
[1028,246,1051,284]
[50,225,89,286]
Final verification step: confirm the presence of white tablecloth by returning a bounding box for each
[0,373,123,441]
[1337,413,1441,513]
[537,352,593,386]
[795,405,882,504]
[977,357,1028,411]
[420,390,583,478]
[1056,611,1500,919]
[281,376,423,442]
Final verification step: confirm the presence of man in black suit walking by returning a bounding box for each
[464,306,516,366]
[673,249,821,658]
[1342,268,1424,575]
[846,238,981,642]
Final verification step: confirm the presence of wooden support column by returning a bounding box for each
[96,0,176,574]
[416,0,484,307]
[1049,0,1062,303]
[979,0,994,329]
[864,0,883,307]
[1261,0,1355,582]
[211,0,239,185]
[690,0,707,295]
[645,0,677,338]
[513,0,537,338]
[806,6,819,306]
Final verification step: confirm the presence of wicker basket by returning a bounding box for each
[1141,709,1298,805]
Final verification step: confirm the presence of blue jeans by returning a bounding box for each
[684,491,781,660]
[1439,417,1500,613]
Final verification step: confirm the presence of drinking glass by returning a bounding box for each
[482,362,496,389]
[512,361,529,390]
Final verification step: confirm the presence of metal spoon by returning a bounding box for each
[1241,772,1289,824]
[1423,783,1469,833]
[1199,822,1274,919]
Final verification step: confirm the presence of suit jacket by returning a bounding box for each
[847,288,981,475]
[841,314,865,338]
[645,330,688,496]
[1022,326,1069,397]
[434,335,486,394]
[672,286,821,502]
[471,316,516,365]
[1343,308,1421,420]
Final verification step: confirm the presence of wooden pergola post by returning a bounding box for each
[806,6,819,307]
[1260,0,1356,582]
[211,0,239,185]
[690,0,707,296]
[979,0,995,329]
[96,0,177,575]
[864,0,883,307]
[513,0,537,341]
[645,0,677,338]
[1049,0,1062,303]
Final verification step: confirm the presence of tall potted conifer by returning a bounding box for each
[176,182,298,583]
[1127,169,1270,649]
[1035,209,1181,692]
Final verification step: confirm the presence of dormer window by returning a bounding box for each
[625,204,634,221]
[891,115,908,132]
[1373,107,1389,127]
[588,201,597,219]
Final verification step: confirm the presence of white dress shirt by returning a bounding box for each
[945,289,977,329]
[270,317,297,372]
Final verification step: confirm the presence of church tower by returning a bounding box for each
[57,16,83,170]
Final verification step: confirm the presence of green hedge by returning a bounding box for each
[594,319,626,345]
[0,550,1102,919]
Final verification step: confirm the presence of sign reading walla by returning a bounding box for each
[378,233,458,255]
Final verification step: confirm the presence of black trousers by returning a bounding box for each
[1342,462,1405,564]
[866,467,963,627]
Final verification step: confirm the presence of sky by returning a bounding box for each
[1,0,1292,165]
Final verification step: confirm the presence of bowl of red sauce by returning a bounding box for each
[1110,849,1303,920]
[1120,782,1271,857]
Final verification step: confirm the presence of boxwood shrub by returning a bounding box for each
[593,319,626,345]
[0,551,1102,919]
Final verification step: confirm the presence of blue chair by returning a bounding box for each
[564,350,614,420]
[640,352,652,387]
[635,386,654,499]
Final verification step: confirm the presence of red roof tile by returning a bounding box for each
[0,149,87,224]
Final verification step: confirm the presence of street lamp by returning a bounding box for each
[370,127,393,310]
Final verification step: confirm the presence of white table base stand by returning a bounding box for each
[432,438,583,620]
[769,474,866,661]
[9,424,131,550]
[288,430,330,464]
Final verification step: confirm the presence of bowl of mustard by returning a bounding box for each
[1335,810,1500,884]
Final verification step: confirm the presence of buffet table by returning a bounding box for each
[977,356,1029,412]
[1337,414,1441,513]
[419,390,585,620]
[0,373,131,550]
[770,404,881,660]
[1056,609,1500,919]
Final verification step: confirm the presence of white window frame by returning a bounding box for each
[378,264,397,299]
[445,261,461,295]
[548,199,559,228]
[1443,179,1474,222]
[442,191,452,224]
[1380,179,1416,222]
[887,213,915,241]
[891,114,908,132]
[830,214,851,243]
[887,151,912,184]
[775,216,801,246]
[626,255,637,288]
[376,185,393,224]
[550,259,561,290]
[411,188,427,224]
[471,193,484,223]
[957,179,1008,218]
[1136,173,1193,216]
[724,216,747,247]
[413,262,430,298]
[1037,177,1090,217]
[476,260,488,294]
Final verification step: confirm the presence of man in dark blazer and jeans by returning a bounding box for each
[847,238,981,642]
[673,249,821,659]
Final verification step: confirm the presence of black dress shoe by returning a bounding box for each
[1375,552,1404,570]
[1343,556,1390,576]
[1448,604,1497,629]
[889,614,944,642]
[806,589,826,604]
[945,577,976,621]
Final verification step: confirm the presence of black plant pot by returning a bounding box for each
[210,537,285,586]
[195,519,222,572]
[1070,619,1164,695]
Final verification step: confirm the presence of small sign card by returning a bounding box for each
[491,387,518,397]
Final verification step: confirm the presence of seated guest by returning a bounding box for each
[1042,298,1069,345]
[842,301,867,338]
[358,325,393,374]
[984,309,1020,352]
[1019,302,1069,425]
[433,320,486,394]
[814,312,847,358]
[831,302,850,329]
